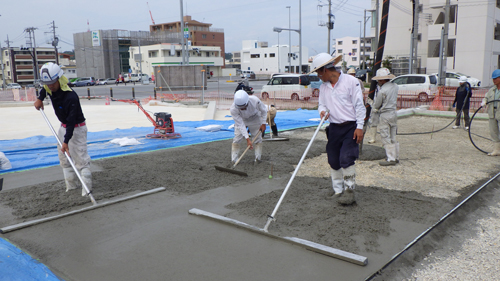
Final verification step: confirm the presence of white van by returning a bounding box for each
[130,73,150,82]
[241,70,255,79]
[260,74,312,101]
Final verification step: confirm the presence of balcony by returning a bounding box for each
[15,55,33,61]
[37,55,56,60]
[16,65,33,70]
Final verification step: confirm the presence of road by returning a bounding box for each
[72,78,269,100]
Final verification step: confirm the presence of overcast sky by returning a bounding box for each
[1,0,372,57]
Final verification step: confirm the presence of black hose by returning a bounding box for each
[468,99,500,154]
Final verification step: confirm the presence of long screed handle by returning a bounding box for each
[233,130,262,168]
[263,112,328,232]
[39,109,97,205]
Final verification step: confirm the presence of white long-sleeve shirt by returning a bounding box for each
[318,72,366,129]
[230,96,268,139]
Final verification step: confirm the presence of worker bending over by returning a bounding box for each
[34,63,92,196]
[372,68,399,166]
[230,90,268,164]
[310,53,366,205]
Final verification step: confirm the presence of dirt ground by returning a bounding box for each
[1,114,499,280]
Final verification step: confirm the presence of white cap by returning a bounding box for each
[459,76,467,83]
[372,68,396,81]
[234,90,249,107]
[40,62,64,85]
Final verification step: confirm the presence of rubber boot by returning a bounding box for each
[231,143,240,164]
[379,144,398,166]
[63,167,78,192]
[80,168,93,197]
[325,168,344,199]
[338,165,356,205]
[254,142,262,164]
[488,142,500,156]
[271,125,278,136]
[367,126,377,144]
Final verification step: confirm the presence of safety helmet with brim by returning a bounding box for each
[459,76,467,83]
[307,53,342,75]
[492,69,500,79]
[40,62,64,85]
[234,90,249,109]
[347,68,356,74]
[372,67,396,81]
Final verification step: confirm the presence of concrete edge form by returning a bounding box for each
[0,187,166,234]
[203,101,217,120]
[188,208,368,266]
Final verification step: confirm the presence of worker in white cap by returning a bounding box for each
[309,53,366,205]
[33,62,92,196]
[481,69,500,156]
[452,76,472,130]
[371,68,399,166]
[230,90,268,164]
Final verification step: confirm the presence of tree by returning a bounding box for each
[225,53,233,60]
[382,56,393,71]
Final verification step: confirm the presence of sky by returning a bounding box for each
[1,0,372,57]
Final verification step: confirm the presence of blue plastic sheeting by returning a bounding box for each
[0,238,62,281]
[0,109,322,174]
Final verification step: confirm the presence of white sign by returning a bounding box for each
[91,30,101,47]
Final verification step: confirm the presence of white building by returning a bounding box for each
[370,0,500,86]
[128,43,224,78]
[334,36,373,69]
[240,40,309,74]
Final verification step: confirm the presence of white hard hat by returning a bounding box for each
[347,68,356,74]
[40,62,63,85]
[372,67,396,81]
[234,90,249,108]
[459,76,467,83]
[308,53,342,75]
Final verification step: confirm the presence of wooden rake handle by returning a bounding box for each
[233,130,261,168]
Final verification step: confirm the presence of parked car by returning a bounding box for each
[260,74,312,101]
[68,78,80,87]
[97,78,115,85]
[308,74,323,97]
[432,72,481,88]
[390,74,438,102]
[6,83,22,89]
[241,70,256,79]
[73,77,96,87]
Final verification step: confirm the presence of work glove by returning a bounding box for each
[366,98,374,106]
[481,100,486,107]
[372,108,379,113]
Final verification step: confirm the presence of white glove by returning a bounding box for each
[372,108,379,113]
[366,98,374,106]
[481,100,486,107]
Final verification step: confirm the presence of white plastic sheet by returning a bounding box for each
[109,137,142,147]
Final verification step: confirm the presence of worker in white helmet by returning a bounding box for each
[309,53,366,205]
[347,68,365,94]
[230,90,268,164]
[372,67,399,166]
[33,62,93,197]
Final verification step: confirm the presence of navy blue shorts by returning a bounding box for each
[326,122,359,170]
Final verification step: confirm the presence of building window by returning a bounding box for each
[495,23,500,41]
[270,53,275,57]
[206,52,210,57]
[434,5,457,24]
[338,49,343,53]
[264,54,267,58]
[352,40,357,44]
[338,41,343,45]
[202,34,207,39]
[176,51,181,57]
[251,54,260,58]
[497,0,500,8]
[352,57,357,61]
[212,35,215,39]
[352,48,357,53]
[427,39,456,57]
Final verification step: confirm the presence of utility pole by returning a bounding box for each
[299,0,302,73]
[51,21,59,64]
[0,41,5,89]
[287,6,291,73]
[180,0,187,65]
[374,0,379,67]
[25,27,39,81]
[438,0,450,86]
[327,0,333,54]
[138,37,143,76]
[409,0,419,74]
[358,20,362,69]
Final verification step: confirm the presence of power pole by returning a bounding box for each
[0,41,5,89]
[51,21,59,64]
[327,0,333,54]
[180,0,187,66]
[438,0,450,86]
[409,0,419,74]
[299,0,302,73]
[374,0,379,67]
[25,27,39,81]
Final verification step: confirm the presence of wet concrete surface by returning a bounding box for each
[0,126,495,280]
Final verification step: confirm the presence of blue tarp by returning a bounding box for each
[0,238,62,281]
[0,109,322,174]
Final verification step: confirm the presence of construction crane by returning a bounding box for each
[147,2,155,25]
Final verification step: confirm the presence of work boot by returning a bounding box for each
[325,168,343,199]
[366,127,377,144]
[80,168,92,196]
[271,125,278,136]
[63,168,78,192]
[395,142,400,163]
[338,166,356,205]
[231,143,240,163]
[379,144,398,166]
[488,143,500,156]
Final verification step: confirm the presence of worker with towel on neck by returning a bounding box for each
[33,62,92,197]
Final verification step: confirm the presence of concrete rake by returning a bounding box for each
[190,114,368,266]
[0,109,166,234]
